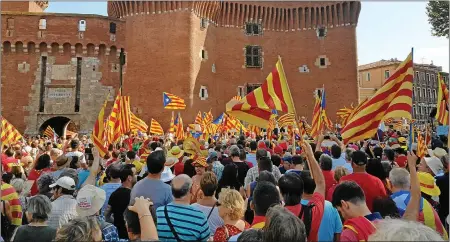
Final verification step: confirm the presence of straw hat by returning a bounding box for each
[167,146,184,159]
[192,156,208,167]
[418,172,441,197]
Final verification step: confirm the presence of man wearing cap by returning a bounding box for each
[47,176,78,228]
[340,151,387,211]
[77,184,121,241]
[418,156,444,177]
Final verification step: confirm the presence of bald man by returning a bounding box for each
[156,174,210,241]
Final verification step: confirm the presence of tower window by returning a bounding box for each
[319,58,326,67]
[78,20,86,32]
[200,18,208,29]
[109,22,117,34]
[245,22,262,36]
[317,26,327,37]
[246,83,261,94]
[199,86,208,100]
[39,18,47,30]
[7,18,14,29]
[245,46,262,68]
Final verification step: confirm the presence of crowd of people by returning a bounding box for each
[0,125,448,242]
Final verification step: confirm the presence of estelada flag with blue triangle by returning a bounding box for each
[163,92,186,110]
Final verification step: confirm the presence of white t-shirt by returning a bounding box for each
[65,151,86,164]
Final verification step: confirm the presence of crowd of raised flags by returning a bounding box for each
[1,50,449,242]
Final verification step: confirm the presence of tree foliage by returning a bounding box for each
[426,1,449,38]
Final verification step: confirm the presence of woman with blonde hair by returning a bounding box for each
[54,217,102,242]
[326,166,349,201]
[213,188,250,241]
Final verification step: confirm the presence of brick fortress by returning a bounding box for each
[1,1,361,136]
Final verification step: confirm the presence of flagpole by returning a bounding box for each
[409,47,414,152]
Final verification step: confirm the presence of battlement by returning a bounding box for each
[108,1,361,31]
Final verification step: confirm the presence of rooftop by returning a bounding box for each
[359,58,444,72]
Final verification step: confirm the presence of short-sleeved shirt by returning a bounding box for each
[1,183,22,226]
[48,195,78,229]
[301,199,342,241]
[108,187,131,239]
[156,203,210,241]
[331,153,347,170]
[130,177,173,211]
[191,203,224,234]
[285,192,325,242]
[246,153,257,167]
[65,151,86,164]
[101,183,122,214]
[340,172,387,211]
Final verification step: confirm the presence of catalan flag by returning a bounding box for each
[341,52,413,144]
[107,94,122,144]
[310,92,322,138]
[174,113,184,140]
[337,107,354,126]
[436,73,449,125]
[194,111,203,125]
[92,94,109,157]
[322,112,333,131]
[267,117,276,140]
[384,117,394,125]
[163,92,186,110]
[149,118,164,135]
[277,113,295,128]
[130,112,148,133]
[43,126,56,139]
[1,117,22,144]
[248,124,262,136]
[120,96,131,133]
[168,113,175,133]
[226,59,296,128]
[416,130,427,158]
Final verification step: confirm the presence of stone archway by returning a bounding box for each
[39,116,71,137]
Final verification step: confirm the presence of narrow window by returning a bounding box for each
[39,56,47,112]
[109,22,117,34]
[384,70,390,79]
[319,58,326,67]
[366,72,371,81]
[75,57,82,112]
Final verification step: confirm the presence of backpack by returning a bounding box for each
[298,203,315,238]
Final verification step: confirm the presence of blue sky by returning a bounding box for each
[47,1,449,71]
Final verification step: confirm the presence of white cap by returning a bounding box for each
[49,176,76,190]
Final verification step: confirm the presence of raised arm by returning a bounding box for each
[81,147,100,188]
[128,196,158,241]
[315,134,324,152]
[302,141,325,196]
[330,134,345,151]
[402,151,420,221]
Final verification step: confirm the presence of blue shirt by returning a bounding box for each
[331,153,347,170]
[246,153,257,167]
[101,183,122,214]
[77,170,90,189]
[156,203,210,241]
[301,199,342,241]
[130,177,173,211]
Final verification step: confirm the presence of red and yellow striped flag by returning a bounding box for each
[130,112,148,133]
[277,113,295,128]
[175,113,184,140]
[226,59,295,128]
[1,117,22,144]
[168,113,175,133]
[43,126,55,138]
[248,124,261,136]
[310,95,322,138]
[194,111,203,125]
[341,52,413,144]
[337,107,353,126]
[92,94,109,157]
[120,96,131,134]
[163,92,186,110]
[322,111,333,131]
[107,95,122,144]
[149,118,164,135]
[416,130,428,158]
[436,73,449,125]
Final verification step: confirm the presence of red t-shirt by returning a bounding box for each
[173,162,184,176]
[326,184,337,201]
[340,172,387,211]
[2,156,18,173]
[322,170,337,195]
[395,155,407,168]
[285,192,325,242]
[28,168,52,196]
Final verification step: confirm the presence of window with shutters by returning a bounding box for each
[245,22,262,36]
[245,46,262,68]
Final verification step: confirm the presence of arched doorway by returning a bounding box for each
[39,116,71,137]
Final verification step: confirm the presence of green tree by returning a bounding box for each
[426,1,449,38]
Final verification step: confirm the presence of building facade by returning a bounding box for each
[1,1,361,135]
[358,59,449,124]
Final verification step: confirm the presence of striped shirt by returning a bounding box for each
[156,203,210,241]
[1,183,22,226]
